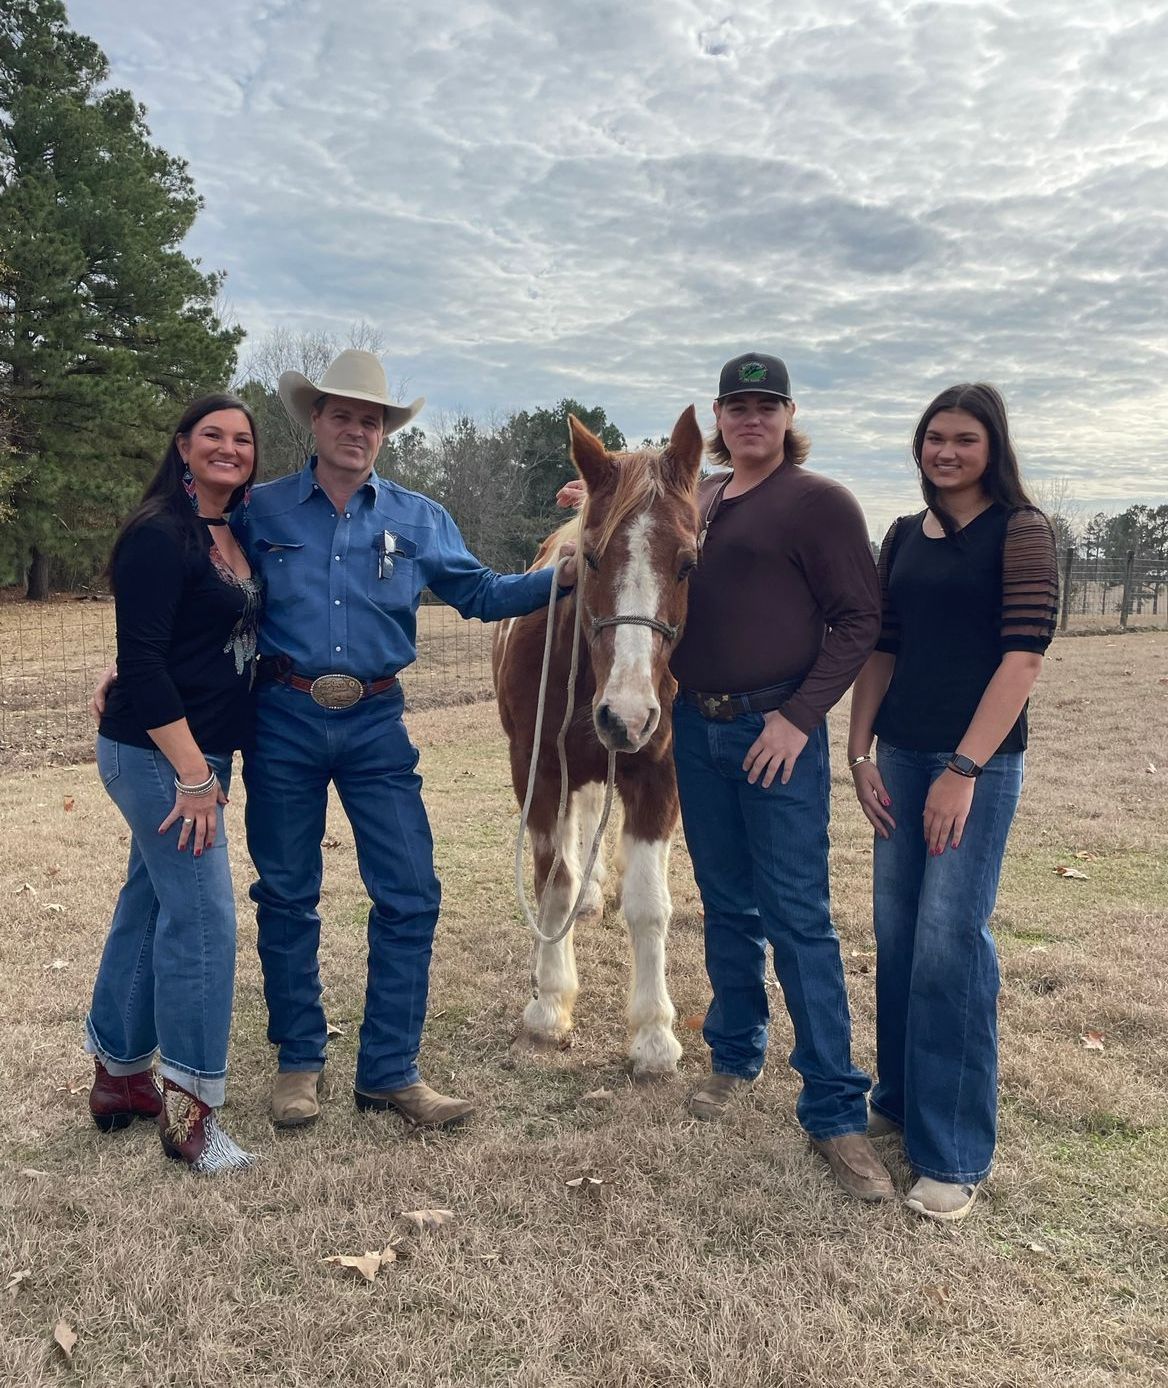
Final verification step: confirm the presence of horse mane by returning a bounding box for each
[531,516,580,571]
[588,451,665,557]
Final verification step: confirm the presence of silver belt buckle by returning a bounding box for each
[309,673,363,709]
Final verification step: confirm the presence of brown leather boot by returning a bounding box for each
[353,1081,474,1128]
[89,1059,163,1132]
[811,1133,895,1202]
[158,1078,256,1175]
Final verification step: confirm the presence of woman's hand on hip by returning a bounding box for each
[851,761,896,837]
[158,782,228,857]
[923,769,976,856]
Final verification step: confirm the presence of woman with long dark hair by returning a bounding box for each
[85,394,262,1175]
[847,383,1058,1220]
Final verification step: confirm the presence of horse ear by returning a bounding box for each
[569,415,616,491]
[662,405,702,492]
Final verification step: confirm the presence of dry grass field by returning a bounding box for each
[1,633,1166,1387]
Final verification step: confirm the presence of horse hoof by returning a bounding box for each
[629,1030,683,1079]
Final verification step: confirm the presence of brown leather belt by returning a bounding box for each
[677,677,800,723]
[259,657,397,710]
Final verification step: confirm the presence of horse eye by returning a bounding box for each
[584,551,600,572]
[677,557,697,581]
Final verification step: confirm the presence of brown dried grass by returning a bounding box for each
[1,636,1166,1386]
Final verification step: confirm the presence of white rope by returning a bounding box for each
[514,556,617,949]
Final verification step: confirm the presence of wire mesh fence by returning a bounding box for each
[2,555,1165,770]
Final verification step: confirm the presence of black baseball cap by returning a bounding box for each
[717,352,792,402]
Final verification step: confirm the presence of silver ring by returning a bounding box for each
[182,817,194,824]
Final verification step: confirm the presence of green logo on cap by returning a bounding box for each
[739,361,767,383]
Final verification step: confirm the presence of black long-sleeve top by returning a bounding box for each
[98,515,261,754]
[872,504,1058,754]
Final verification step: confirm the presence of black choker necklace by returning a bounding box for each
[198,515,228,527]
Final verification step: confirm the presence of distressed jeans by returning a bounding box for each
[86,737,238,1107]
[672,701,871,1139]
[871,743,1024,1183]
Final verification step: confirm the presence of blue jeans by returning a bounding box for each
[871,743,1024,1183]
[243,682,440,1093]
[672,701,871,1139]
[85,737,237,1107]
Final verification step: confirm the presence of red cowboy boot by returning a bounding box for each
[158,1078,256,1176]
[89,1059,164,1132]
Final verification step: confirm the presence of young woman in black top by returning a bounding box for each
[847,383,1058,1221]
[86,395,262,1175]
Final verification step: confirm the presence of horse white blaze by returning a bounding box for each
[600,513,662,748]
[522,829,580,1042]
[621,835,682,1074]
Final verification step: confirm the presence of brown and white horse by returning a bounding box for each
[492,407,702,1075]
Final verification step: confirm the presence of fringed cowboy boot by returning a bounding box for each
[89,1059,164,1132]
[158,1078,256,1175]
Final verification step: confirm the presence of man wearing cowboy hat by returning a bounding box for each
[237,349,576,1130]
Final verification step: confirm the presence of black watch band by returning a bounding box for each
[947,753,983,779]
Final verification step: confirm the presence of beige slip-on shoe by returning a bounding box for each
[688,1072,753,1122]
[271,1070,322,1129]
[905,1176,979,1222]
[811,1132,896,1202]
[353,1081,474,1129]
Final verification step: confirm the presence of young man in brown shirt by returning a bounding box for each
[671,353,892,1203]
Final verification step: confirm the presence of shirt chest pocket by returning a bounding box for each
[255,539,310,601]
[368,532,420,614]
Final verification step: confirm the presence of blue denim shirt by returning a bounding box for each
[235,459,556,678]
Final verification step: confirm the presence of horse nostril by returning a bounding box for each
[596,704,629,744]
[640,709,659,740]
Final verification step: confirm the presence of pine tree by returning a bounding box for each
[0,0,242,596]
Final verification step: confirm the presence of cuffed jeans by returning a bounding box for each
[243,682,439,1094]
[672,701,871,1139]
[871,743,1024,1183]
[85,737,237,1107]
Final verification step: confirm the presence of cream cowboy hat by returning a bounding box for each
[278,349,425,435]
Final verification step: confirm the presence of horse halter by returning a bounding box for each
[589,612,679,643]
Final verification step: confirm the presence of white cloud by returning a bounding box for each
[70,0,1168,535]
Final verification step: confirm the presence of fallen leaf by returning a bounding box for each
[1081,1031,1105,1051]
[397,1208,455,1233]
[322,1251,382,1283]
[46,865,60,878]
[15,882,36,896]
[1027,1241,1052,1256]
[5,1269,31,1296]
[1054,866,1089,880]
[19,1168,50,1178]
[581,1088,614,1106]
[922,1283,949,1305]
[1073,851,1097,861]
[63,797,75,812]
[325,1021,345,1039]
[43,904,66,915]
[1145,763,1156,774]
[42,957,69,970]
[681,1013,705,1032]
[321,837,341,849]
[564,1175,606,1190]
[53,1319,77,1361]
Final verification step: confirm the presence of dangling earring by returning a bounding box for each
[182,465,199,513]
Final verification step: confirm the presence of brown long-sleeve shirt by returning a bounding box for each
[670,463,880,732]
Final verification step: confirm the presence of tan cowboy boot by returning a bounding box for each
[688,1072,753,1121]
[353,1081,474,1128]
[271,1070,322,1129]
[810,1133,895,1201]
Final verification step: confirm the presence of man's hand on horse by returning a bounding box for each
[554,541,578,590]
[556,479,587,511]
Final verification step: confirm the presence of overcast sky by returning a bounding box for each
[71,0,1168,537]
